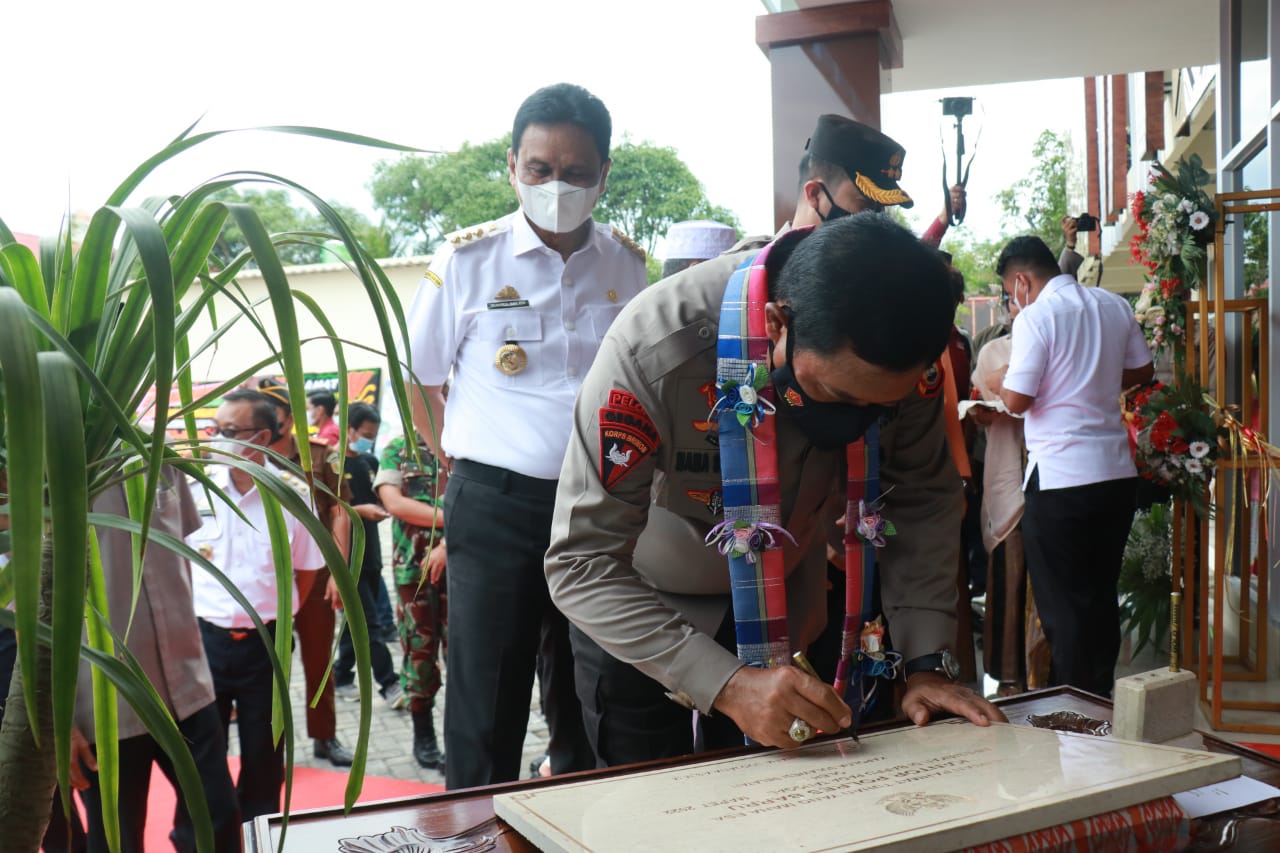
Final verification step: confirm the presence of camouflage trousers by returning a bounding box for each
[396,575,447,715]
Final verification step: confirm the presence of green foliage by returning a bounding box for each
[210,188,393,267]
[942,232,1004,297]
[1242,199,1269,289]
[1118,503,1173,657]
[369,136,739,257]
[595,140,739,255]
[0,124,421,851]
[370,137,517,255]
[995,130,1073,247]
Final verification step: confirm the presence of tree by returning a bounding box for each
[941,232,1004,298]
[593,140,739,255]
[369,137,739,257]
[210,188,393,267]
[0,126,417,850]
[370,137,516,255]
[994,129,1076,249]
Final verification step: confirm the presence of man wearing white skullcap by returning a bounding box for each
[662,220,739,277]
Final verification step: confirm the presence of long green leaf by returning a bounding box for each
[85,532,121,853]
[102,207,177,572]
[0,243,51,322]
[40,352,89,812]
[0,287,47,742]
[258,489,296,832]
[225,204,311,473]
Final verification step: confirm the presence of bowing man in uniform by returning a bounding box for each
[546,214,1004,765]
[406,82,648,788]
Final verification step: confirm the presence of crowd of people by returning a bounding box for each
[3,79,1158,851]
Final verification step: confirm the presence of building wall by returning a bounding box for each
[183,256,431,384]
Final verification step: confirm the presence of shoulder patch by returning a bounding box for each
[916,361,944,399]
[276,468,313,501]
[610,226,647,261]
[598,389,659,490]
[422,268,443,289]
[444,219,506,251]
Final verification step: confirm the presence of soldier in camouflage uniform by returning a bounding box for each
[375,433,447,770]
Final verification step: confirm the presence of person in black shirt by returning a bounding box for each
[333,402,405,709]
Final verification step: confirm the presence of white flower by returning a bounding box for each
[1185,458,1204,474]
[1163,193,1178,205]
[1179,198,1195,213]
[1189,440,1211,459]
[1148,163,1163,183]
[1189,210,1210,231]
[1167,455,1182,468]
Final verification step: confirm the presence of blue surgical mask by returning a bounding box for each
[353,436,375,454]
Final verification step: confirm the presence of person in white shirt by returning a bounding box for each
[406,82,647,789]
[996,236,1154,697]
[188,390,325,821]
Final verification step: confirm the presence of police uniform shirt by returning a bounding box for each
[407,211,647,480]
[188,464,326,629]
[546,252,962,714]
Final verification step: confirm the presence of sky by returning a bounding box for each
[2,0,1083,248]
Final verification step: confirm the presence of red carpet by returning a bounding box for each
[57,757,442,851]
[1241,741,1280,760]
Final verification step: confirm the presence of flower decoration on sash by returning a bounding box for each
[852,497,896,548]
[710,363,775,431]
[705,519,796,564]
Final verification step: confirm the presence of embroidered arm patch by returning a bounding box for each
[598,389,659,489]
[916,361,944,398]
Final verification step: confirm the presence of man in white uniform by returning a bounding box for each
[997,236,1153,697]
[189,389,325,820]
[406,82,647,788]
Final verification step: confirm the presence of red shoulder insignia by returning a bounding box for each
[916,361,944,399]
[598,389,659,490]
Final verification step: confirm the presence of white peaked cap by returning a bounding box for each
[665,220,737,260]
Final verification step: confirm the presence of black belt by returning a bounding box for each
[451,459,558,500]
[199,618,275,641]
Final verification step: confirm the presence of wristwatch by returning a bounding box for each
[904,649,960,681]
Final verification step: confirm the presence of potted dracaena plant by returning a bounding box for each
[0,123,429,852]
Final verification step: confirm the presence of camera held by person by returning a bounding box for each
[1072,212,1098,232]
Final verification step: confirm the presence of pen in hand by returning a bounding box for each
[792,650,859,742]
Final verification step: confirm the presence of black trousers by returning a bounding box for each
[199,618,283,821]
[79,702,240,853]
[1021,470,1137,698]
[334,558,398,692]
[442,460,592,789]
[570,615,743,767]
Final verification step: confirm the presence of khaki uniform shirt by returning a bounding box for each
[547,251,962,714]
[75,472,212,742]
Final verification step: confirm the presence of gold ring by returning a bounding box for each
[788,717,813,743]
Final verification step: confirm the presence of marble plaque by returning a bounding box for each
[494,720,1240,853]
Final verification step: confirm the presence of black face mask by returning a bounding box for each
[770,311,892,450]
[816,183,853,222]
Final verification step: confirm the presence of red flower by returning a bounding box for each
[1130,191,1146,222]
[1169,437,1190,456]
[1149,411,1177,452]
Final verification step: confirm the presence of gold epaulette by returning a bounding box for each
[276,468,313,501]
[610,226,646,261]
[445,219,506,249]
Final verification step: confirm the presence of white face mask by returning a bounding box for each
[211,436,261,460]
[517,179,600,234]
[306,409,318,426]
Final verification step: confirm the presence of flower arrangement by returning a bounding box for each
[1129,154,1217,365]
[853,498,896,548]
[705,518,796,563]
[1118,503,1173,657]
[1124,378,1226,516]
[711,364,775,430]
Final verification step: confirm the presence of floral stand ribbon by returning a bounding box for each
[707,238,896,727]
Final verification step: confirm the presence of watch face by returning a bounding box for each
[941,649,961,680]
